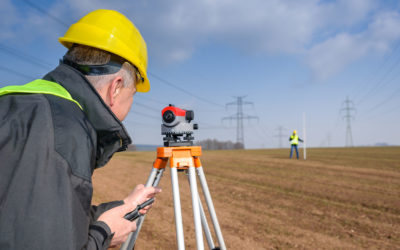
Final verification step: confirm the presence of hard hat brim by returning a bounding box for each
[58,10,150,92]
[59,37,150,93]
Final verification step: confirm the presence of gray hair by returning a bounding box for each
[64,44,135,90]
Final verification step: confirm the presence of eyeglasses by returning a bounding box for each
[134,66,144,84]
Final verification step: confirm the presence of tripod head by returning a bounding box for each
[161,104,198,146]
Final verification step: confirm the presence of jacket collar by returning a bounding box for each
[43,63,132,168]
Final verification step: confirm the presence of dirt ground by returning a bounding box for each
[92,146,400,249]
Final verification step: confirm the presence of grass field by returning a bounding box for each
[92,146,400,249]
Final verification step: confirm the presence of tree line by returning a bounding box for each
[195,139,244,150]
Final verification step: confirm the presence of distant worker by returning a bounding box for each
[289,130,303,159]
[0,9,161,249]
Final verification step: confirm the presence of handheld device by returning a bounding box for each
[124,198,155,221]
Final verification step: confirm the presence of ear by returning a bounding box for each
[108,77,124,107]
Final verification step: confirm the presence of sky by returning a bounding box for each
[1,0,400,149]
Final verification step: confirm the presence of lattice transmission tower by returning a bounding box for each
[274,126,287,148]
[222,96,258,148]
[340,96,356,147]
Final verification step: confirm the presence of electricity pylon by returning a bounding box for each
[340,96,356,147]
[222,96,258,148]
[274,126,287,148]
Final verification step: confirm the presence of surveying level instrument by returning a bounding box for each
[121,105,226,250]
[162,104,199,147]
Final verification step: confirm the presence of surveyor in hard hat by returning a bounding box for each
[289,130,304,159]
[0,10,161,249]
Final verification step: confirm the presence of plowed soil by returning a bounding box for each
[92,147,400,249]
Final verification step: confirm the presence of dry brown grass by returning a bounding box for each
[92,146,400,249]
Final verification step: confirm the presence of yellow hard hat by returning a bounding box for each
[293,130,297,134]
[59,9,150,92]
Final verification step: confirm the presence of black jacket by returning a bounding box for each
[0,64,132,249]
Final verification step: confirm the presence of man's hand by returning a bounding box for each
[123,184,162,214]
[97,184,162,247]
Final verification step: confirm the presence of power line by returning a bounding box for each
[148,72,225,108]
[252,124,273,148]
[0,44,215,112]
[0,46,170,121]
[249,106,274,146]
[0,44,53,70]
[319,132,332,148]
[21,0,70,28]
[0,44,198,124]
[351,39,400,101]
[381,103,400,116]
[244,128,269,149]
[133,101,161,113]
[366,87,400,113]
[199,124,234,130]
[21,0,225,110]
[135,95,167,105]
[0,65,36,81]
[356,51,400,105]
[129,110,159,121]
[16,0,229,125]
[124,119,157,128]
[5,0,224,133]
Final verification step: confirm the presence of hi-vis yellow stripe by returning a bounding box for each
[0,79,83,110]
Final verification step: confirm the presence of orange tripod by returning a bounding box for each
[121,146,226,250]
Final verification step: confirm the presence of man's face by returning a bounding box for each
[111,83,136,121]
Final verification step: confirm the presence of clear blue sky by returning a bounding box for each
[1,0,400,148]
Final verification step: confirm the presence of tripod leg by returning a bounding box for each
[187,174,215,249]
[120,167,164,250]
[188,166,204,250]
[199,195,216,249]
[197,167,226,250]
[171,167,185,250]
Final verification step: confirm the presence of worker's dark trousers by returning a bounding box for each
[290,144,299,159]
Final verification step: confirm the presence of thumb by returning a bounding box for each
[117,203,136,217]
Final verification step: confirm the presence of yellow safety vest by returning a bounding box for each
[290,135,299,145]
[0,79,82,110]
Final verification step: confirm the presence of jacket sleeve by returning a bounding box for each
[90,200,125,221]
[86,221,115,249]
[85,201,125,249]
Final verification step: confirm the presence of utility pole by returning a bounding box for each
[274,126,287,148]
[222,96,258,148]
[340,96,356,147]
